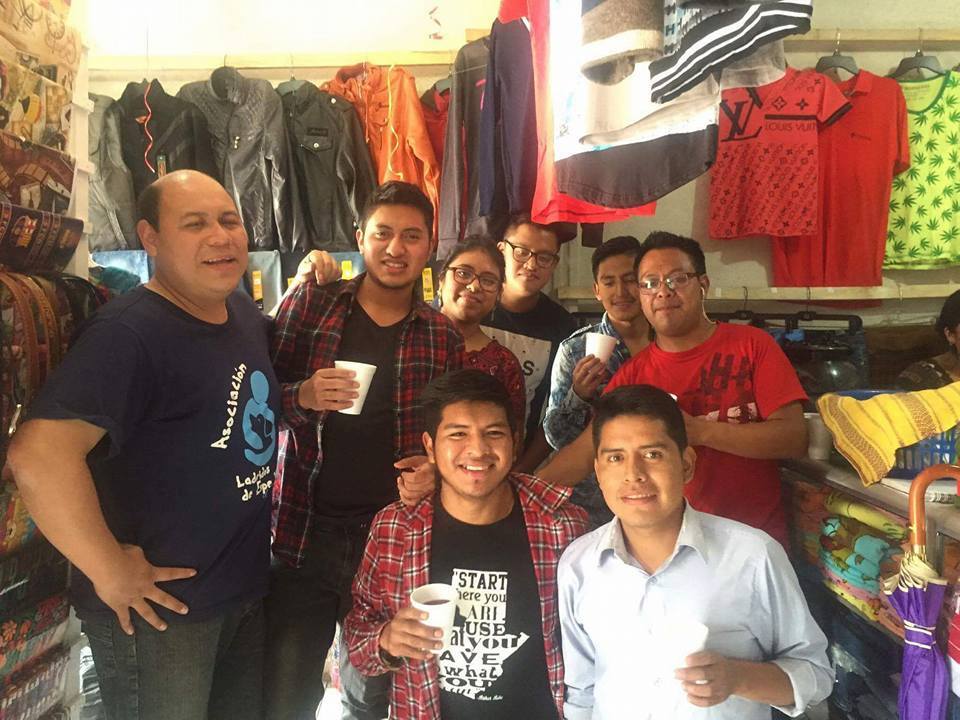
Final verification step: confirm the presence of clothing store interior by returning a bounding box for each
[4,0,960,719]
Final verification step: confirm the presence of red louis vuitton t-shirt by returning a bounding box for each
[605,323,808,547]
[772,71,910,286]
[710,67,851,239]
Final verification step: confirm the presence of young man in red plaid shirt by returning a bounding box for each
[344,369,588,720]
[265,182,464,720]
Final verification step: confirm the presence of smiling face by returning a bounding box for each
[594,252,642,324]
[594,414,695,535]
[137,172,249,305]
[424,400,516,504]
[439,248,503,325]
[357,203,433,291]
[637,248,708,339]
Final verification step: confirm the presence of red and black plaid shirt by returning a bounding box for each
[343,474,589,720]
[270,275,464,567]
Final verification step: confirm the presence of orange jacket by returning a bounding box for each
[324,64,440,237]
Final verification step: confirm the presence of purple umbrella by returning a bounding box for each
[881,464,960,720]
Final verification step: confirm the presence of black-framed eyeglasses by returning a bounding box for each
[638,272,701,295]
[447,266,501,293]
[503,239,560,269]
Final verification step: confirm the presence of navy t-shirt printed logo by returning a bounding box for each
[209,363,277,502]
[243,370,276,465]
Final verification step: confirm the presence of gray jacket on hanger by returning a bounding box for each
[179,67,302,250]
[87,93,138,251]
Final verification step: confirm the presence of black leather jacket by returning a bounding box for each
[179,68,301,250]
[279,82,376,251]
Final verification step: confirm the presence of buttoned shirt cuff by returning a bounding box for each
[770,658,830,717]
[280,381,319,427]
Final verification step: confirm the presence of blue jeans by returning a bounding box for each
[264,522,390,720]
[82,599,264,720]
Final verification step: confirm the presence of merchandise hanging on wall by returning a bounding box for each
[108,80,217,199]
[324,63,440,236]
[179,66,300,250]
[280,82,376,252]
[0,131,75,214]
[884,71,960,270]
[437,33,491,257]
[772,71,910,287]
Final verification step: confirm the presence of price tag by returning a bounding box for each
[422,267,435,303]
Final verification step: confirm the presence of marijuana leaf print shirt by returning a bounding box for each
[886,71,960,269]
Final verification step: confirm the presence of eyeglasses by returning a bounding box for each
[638,272,701,295]
[447,266,501,293]
[503,239,560,269]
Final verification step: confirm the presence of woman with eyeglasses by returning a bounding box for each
[438,237,527,437]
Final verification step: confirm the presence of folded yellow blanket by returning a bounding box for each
[817,382,960,485]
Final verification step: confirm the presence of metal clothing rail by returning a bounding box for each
[557,283,960,303]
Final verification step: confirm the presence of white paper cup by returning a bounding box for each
[653,619,709,675]
[585,332,618,363]
[805,412,833,461]
[334,361,377,415]
[410,583,458,653]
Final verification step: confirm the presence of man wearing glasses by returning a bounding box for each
[484,216,578,474]
[539,232,807,547]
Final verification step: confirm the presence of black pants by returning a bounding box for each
[264,522,390,720]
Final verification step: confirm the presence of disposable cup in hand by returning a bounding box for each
[653,619,709,676]
[334,361,377,415]
[410,583,458,653]
[585,332,617,363]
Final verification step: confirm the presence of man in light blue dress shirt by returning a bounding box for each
[557,385,833,719]
[544,236,651,527]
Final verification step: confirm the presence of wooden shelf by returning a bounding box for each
[557,283,960,303]
[784,28,960,51]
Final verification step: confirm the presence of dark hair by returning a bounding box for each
[634,231,707,276]
[440,236,506,282]
[592,385,687,454]
[359,181,435,239]
[503,214,560,251]
[421,370,517,438]
[936,290,960,341]
[137,181,163,229]
[591,235,641,280]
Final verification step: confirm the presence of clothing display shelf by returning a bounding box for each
[558,282,960,306]
[784,458,960,572]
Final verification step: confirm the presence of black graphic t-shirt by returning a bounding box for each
[430,495,556,720]
[315,303,403,520]
[484,294,577,447]
[28,287,279,622]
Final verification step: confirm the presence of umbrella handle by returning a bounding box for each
[909,464,960,552]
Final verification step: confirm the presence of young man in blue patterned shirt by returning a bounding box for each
[544,236,650,527]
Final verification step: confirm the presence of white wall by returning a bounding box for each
[86,0,960,325]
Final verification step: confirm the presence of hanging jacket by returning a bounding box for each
[437,37,491,259]
[420,85,450,168]
[279,82,376,251]
[88,93,138,251]
[109,80,217,199]
[179,68,301,250]
[324,64,439,237]
[479,19,537,240]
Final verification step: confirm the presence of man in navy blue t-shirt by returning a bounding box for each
[7,170,279,720]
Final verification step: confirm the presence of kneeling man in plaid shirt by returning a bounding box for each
[344,369,588,720]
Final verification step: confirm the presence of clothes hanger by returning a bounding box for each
[815,29,859,77]
[890,29,945,79]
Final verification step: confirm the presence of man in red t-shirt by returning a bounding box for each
[539,232,808,546]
